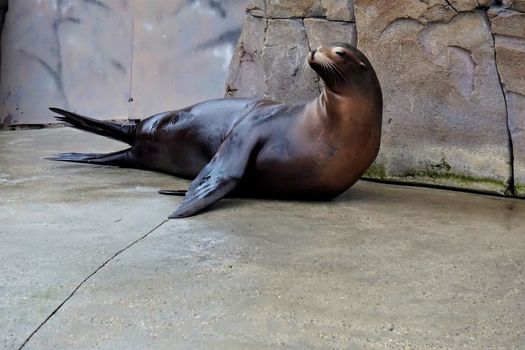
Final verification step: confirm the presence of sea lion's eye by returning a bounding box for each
[335,51,345,57]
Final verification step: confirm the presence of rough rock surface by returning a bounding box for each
[225,15,266,98]
[227,0,357,103]
[489,6,525,196]
[503,0,525,12]
[248,0,354,21]
[262,19,319,102]
[304,18,357,50]
[447,0,493,12]
[227,0,524,196]
[354,0,510,194]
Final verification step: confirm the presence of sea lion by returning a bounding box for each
[49,42,382,218]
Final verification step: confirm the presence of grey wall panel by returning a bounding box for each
[0,0,247,125]
[0,0,134,125]
[130,0,246,118]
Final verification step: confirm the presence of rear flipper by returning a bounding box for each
[49,107,136,145]
[47,149,134,167]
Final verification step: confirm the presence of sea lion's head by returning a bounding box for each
[307,42,379,96]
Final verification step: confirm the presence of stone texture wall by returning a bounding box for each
[488,3,525,197]
[0,0,246,126]
[226,0,357,103]
[226,0,525,197]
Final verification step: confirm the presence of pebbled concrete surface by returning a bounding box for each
[1,128,524,349]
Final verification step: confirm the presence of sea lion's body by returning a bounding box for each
[50,43,382,218]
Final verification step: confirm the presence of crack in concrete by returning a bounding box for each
[483,9,516,195]
[16,219,169,349]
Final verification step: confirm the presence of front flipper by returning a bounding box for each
[169,132,259,219]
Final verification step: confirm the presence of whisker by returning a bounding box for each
[327,61,345,80]
[322,54,346,82]
[302,55,310,73]
[301,52,312,78]
[333,62,346,78]
[320,54,337,82]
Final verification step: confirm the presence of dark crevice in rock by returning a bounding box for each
[302,18,321,94]
[494,27,525,43]
[379,7,472,33]
[483,9,516,195]
[16,220,168,349]
[303,19,312,51]
[492,32,525,42]
[353,1,358,45]
[262,16,269,42]
[248,6,264,13]
[509,90,525,98]
[248,13,355,23]
[259,17,269,99]
[444,0,459,12]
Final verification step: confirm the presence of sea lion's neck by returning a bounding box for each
[319,88,346,118]
[314,88,377,124]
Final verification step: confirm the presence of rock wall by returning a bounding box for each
[488,3,525,196]
[226,0,525,197]
[226,0,357,102]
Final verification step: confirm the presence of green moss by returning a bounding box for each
[362,160,507,194]
[399,169,506,191]
[515,183,525,197]
[363,163,386,179]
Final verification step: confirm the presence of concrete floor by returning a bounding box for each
[1,128,524,350]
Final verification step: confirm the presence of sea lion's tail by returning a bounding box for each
[49,107,136,145]
[46,149,134,167]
